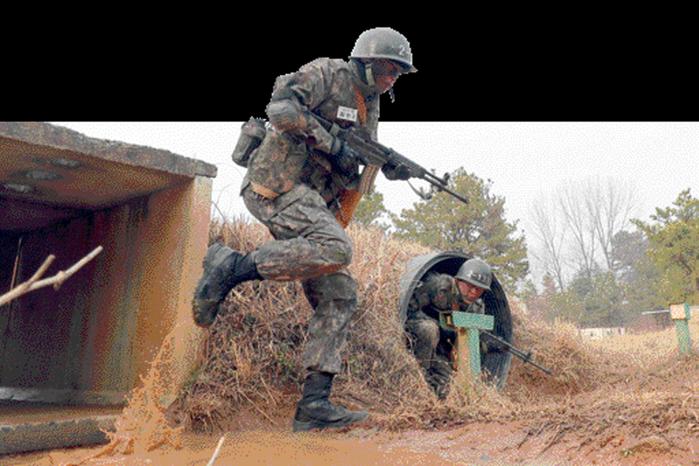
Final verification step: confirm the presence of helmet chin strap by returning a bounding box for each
[360,60,395,103]
[364,62,375,87]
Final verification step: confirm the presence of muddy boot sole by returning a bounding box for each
[292,411,368,432]
[192,243,234,328]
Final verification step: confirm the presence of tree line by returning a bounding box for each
[355,168,698,328]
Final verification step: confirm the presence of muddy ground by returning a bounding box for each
[3,313,697,465]
[4,414,697,465]
[5,354,698,466]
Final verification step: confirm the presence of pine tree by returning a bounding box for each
[392,168,529,290]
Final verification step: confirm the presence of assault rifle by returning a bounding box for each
[480,330,553,376]
[311,112,470,204]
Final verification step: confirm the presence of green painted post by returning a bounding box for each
[450,312,494,381]
[467,327,482,377]
[670,303,693,355]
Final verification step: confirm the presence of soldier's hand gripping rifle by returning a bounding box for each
[311,112,470,204]
[480,330,554,376]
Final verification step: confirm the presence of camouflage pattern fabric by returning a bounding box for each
[301,271,357,374]
[243,184,353,281]
[405,272,485,398]
[235,55,390,375]
[243,183,357,374]
[242,57,380,210]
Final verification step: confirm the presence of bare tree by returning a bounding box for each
[557,182,598,279]
[529,199,567,291]
[585,177,639,272]
[527,177,640,293]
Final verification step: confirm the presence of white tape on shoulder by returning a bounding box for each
[337,106,358,122]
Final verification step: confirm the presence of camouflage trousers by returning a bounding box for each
[243,183,357,374]
[405,311,456,399]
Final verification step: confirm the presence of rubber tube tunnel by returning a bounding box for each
[398,250,513,389]
[0,122,216,455]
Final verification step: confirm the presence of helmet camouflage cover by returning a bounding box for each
[454,258,492,291]
[350,27,417,73]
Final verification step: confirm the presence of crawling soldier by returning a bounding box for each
[405,258,492,399]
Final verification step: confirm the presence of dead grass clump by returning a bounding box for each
[590,317,699,367]
[509,302,699,451]
[504,302,623,401]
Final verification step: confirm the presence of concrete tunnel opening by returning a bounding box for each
[0,123,216,455]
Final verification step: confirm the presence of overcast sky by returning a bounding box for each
[53,121,699,284]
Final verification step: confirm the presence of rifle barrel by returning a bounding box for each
[481,330,553,376]
[436,183,470,204]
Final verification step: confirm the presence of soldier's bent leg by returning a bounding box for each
[292,271,367,431]
[405,317,440,374]
[300,271,357,374]
[428,353,454,400]
[243,184,353,281]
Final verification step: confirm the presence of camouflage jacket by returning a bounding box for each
[242,57,380,212]
[407,272,485,321]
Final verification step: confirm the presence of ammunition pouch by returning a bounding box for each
[231,117,267,168]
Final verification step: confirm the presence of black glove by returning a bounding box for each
[382,163,411,180]
[330,141,360,176]
[481,334,508,353]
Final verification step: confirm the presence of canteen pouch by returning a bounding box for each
[232,117,267,167]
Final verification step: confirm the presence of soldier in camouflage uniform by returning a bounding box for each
[191,27,417,432]
[405,258,493,399]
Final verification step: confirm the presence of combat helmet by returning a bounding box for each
[455,258,492,291]
[350,27,417,73]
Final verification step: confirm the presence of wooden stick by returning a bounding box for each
[9,236,23,291]
[0,246,103,307]
[239,391,278,426]
[0,254,55,306]
[206,434,226,466]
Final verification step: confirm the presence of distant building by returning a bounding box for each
[579,327,626,339]
[627,310,673,333]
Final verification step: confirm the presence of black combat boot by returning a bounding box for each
[292,371,368,432]
[428,357,453,400]
[192,242,262,327]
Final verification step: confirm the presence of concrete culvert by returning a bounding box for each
[398,251,513,389]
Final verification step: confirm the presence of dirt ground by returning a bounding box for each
[3,323,697,465]
[4,387,697,466]
[4,418,697,465]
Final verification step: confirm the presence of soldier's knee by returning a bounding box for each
[304,272,357,303]
[321,234,353,268]
[336,238,353,265]
[411,320,440,348]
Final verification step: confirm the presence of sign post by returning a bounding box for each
[669,303,693,355]
[440,311,494,383]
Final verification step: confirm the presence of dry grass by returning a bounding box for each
[506,304,620,400]
[170,217,698,448]
[171,218,522,432]
[509,300,699,451]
